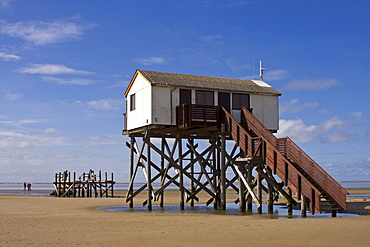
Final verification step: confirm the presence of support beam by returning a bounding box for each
[146,129,152,211]
[301,195,307,218]
[220,124,226,210]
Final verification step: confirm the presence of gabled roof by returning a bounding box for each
[124,70,281,96]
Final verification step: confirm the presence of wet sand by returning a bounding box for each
[0,189,369,246]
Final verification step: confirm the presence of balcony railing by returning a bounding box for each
[176,104,221,129]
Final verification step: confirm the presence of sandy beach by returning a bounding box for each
[1,189,370,247]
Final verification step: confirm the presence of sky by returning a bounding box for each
[0,0,369,183]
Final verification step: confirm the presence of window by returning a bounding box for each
[180,89,191,105]
[130,93,136,111]
[196,90,214,105]
[232,93,250,110]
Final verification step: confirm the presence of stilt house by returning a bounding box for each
[122,69,347,216]
[123,70,281,133]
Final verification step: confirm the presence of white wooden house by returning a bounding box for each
[124,70,281,133]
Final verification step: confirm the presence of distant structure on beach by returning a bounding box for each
[52,170,115,198]
[122,69,348,217]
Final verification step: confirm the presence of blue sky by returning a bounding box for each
[0,0,369,183]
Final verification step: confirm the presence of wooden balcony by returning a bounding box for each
[176,104,221,129]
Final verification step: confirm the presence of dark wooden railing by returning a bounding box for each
[277,137,348,212]
[176,104,220,129]
[222,107,323,214]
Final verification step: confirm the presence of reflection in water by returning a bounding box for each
[98,203,359,219]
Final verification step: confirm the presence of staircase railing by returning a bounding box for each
[277,137,347,212]
[222,107,322,213]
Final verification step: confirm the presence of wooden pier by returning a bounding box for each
[53,170,115,198]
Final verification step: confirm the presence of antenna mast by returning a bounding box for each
[259,61,268,81]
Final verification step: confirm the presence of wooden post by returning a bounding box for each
[58,172,62,197]
[190,138,195,207]
[54,173,57,197]
[160,137,165,207]
[267,181,274,214]
[257,170,262,214]
[82,172,85,197]
[68,171,71,197]
[73,172,76,197]
[301,195,307,218]
[105,172,108,198]
[247,164,253,211]
[146,130,152,211]
[238,165,246,212]
[288,188,293,215]
[332,210,337,217]
[213,139,218,209]
[220,124,226,210]
[111,172,114,198]
[129,135,134,207]
[99,170,102,197]
[179,134,185,210]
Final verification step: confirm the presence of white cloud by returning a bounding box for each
[280,99,318,114]
[81,134,123,148]
[0,130,70,149]
[264,69,290,81]
[323,131,355,143]
[74,98,124,111]
[4,92,24,100]
[132,56,167,65]
[199,35,223,45]
[0,118,46,127]
[42,76,100,85]
[0,52,21,61]
[285,78,340,91]
[276,119,318,142]
[276,117,350,143]
[349,111,363,118]
[0,19,95,45]
[44,128,58,133]
[20,64,94,75]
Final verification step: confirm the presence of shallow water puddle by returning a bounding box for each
[98,203,359,219]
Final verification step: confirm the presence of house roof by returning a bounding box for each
[124,70,281,96]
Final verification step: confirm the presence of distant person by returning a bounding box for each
[23,182,26,190]
[27,183,31,191]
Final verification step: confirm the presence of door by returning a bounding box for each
[218,92,230,112]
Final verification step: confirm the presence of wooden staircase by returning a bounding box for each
[221,107,348,214]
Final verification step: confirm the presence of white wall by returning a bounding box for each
[152,87,171,125]
[126,74,152,130]
[250,94,279,131]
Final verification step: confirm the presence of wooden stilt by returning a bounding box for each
[257,169,262,214]
[160,137,165,208]
[190,138,195,207]
[301,195,307,218]
[332,210,337,217]
[238,164,246,212]
[179,134,185,210]
[129,135,134,207]
[288,188,293,215]
[220,124,226,210]
[247,164,253,211]
[267,181,274,214]
[146,129,152,211]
